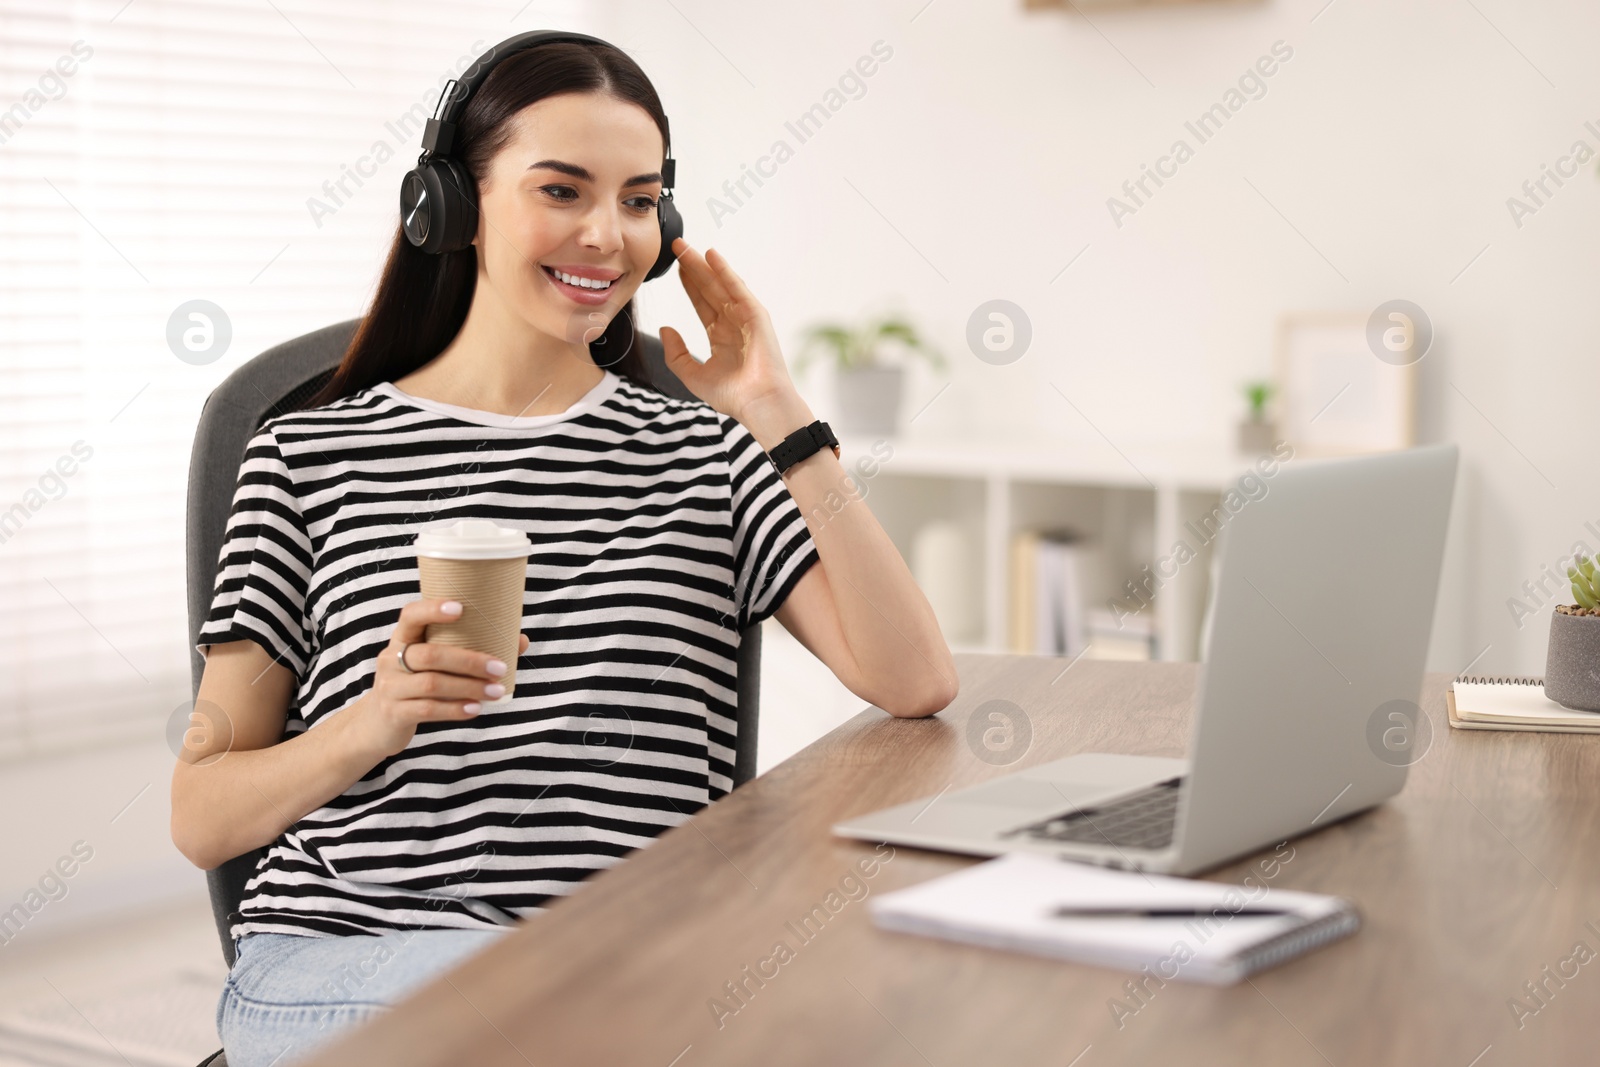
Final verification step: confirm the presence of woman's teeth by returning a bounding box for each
[543,266,613,290]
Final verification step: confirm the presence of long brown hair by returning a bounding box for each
[300,40,666,411]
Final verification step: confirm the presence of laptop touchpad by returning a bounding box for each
[954,777,1107,811]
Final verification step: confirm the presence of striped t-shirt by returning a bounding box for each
[195,369,818,940]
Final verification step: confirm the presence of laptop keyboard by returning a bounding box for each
[1004,776,1185,850]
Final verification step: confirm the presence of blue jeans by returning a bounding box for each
[216,927,514,1067]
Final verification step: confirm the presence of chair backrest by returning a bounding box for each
[185,318,763,968]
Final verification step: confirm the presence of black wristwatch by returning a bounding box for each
[768,420,840,477]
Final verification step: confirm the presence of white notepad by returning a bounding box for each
[870,852,1360,985]
[1448,675,1600,732]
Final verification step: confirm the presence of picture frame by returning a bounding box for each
[1274,312,1416,456]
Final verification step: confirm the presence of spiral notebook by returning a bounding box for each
[869,852,1360,985]
[1448,675,1600,733]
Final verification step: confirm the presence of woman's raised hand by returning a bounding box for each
[658,238,799,423]
[344,597,528,760]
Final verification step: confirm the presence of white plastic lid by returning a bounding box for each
[414,519,533,560]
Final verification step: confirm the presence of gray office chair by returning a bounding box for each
[185,319,763,1067]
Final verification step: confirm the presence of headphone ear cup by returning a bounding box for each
[645,193,683,282]
[403,159,479,255]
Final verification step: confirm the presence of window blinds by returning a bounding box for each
[0,0,591,761]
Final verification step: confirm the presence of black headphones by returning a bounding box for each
[400,30,682,283]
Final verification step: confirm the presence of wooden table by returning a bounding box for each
[303,655,1600,1066]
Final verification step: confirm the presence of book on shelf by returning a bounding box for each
[1009,530,1154,660]
[1087,606,1155,661]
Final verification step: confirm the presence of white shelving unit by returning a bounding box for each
[835,432,1266,662]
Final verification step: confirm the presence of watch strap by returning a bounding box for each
[768,420,839,476]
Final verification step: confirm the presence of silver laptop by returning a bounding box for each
[833,443,1458,876]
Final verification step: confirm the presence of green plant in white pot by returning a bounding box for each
[792,315,946,437]
[1546,555,1600,711]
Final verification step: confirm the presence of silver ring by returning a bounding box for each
[397,642,417,673]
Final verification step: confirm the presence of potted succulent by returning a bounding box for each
[792,314,946,437]
[1237,380,1277,454]
[1546,555,1600,712]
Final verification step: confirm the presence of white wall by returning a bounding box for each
[6,0,1596,940]
[605,0,1600,678]
[0,738,205,951]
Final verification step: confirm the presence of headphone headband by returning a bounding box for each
[419,30,672,180]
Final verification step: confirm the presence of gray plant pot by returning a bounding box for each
[836,365,904,437]
[1544,609,1600,712]
[1236,417,1277,454]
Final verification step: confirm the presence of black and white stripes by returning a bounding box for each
[196,370,818,939]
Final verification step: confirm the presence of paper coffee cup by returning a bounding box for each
[414,519,532,706]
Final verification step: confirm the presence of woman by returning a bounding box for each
[173,34,956,1067]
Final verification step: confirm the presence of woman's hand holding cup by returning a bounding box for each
[346,597,528,761]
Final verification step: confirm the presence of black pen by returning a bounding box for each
[1052,906,1292,919]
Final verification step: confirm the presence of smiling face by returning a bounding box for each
[471,90,666,351]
